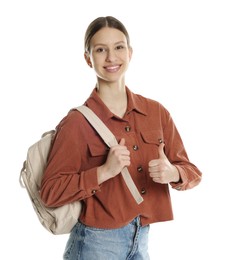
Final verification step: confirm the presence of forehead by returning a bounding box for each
[90,27,127,46]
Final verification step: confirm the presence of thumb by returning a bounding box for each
[119,138,125,146]
[158,143,166,158]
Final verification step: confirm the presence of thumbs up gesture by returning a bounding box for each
[148,143,180,184]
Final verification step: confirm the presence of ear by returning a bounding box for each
[84,52,92,68]
[128,46,133,61]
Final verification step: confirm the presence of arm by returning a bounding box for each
[148,110,202,191]
[40,113,102,207]
[40,112,131,207]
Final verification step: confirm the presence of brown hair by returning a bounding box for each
[84,16,130,53]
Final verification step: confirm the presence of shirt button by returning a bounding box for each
[141,188,146,195]
[133,145,139,151]
[137,166,143,173]
[125,126,131,132]
[158,138,164,144]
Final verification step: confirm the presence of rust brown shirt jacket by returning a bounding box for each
[40,87,202,229]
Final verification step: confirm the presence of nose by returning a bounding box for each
[106,49,117,62]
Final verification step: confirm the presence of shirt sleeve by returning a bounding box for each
[162,108,202,191]
[40,114,101,207]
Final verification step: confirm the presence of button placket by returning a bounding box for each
[124,123,145,196]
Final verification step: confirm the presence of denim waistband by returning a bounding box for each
[130,216,141,226]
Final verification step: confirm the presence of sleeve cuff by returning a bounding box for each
[82,167,101,197]
[170,165,186,191]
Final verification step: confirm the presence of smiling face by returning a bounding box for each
[85,27,132,84]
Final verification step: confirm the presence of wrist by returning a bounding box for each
[172,166,180,183]
[97,165,112,185]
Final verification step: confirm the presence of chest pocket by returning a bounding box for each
[88,142,108,157]
[140,130,164,159]
[85,141,108,170]
[140,130,164,145]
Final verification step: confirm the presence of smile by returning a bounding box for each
[104,65,121,72]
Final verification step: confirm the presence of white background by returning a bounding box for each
[1,0,227,259]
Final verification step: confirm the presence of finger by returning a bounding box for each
[119,138,125,146]
[149,172,159,178]
[152,177,161,183]
[158,143,166,159]
[149,159,159,167]
[149,166,160,174]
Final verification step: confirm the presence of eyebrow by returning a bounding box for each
[93,41,127,48]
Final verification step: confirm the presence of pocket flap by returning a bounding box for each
[140,130,164,145]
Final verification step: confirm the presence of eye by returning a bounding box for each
[115,45,125,50]
[96,47,106,53]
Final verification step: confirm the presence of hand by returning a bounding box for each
[148,143,180,184]
[97,138,130,184]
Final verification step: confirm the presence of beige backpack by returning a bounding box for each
[20,106,143,235]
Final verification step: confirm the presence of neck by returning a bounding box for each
[96,81,127,118]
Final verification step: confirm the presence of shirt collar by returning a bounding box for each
[85,86,147,122]
[126,87,147,116]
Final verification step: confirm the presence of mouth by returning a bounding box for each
[104,65,121,73]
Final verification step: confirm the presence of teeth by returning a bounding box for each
[107,66,118,69]
[105,65,119,70]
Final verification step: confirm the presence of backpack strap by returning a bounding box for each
[76,105,144,205]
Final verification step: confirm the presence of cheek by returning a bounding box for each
[92,61,102,72]
[91,55,104,68]
[121,53,131,64]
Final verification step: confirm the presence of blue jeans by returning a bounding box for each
[63,216,150,260]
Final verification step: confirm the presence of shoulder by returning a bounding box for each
[55,108,86,133]
[131,90,170,116]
